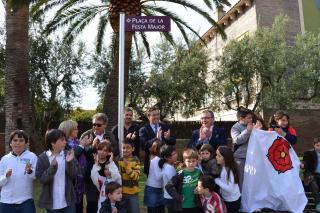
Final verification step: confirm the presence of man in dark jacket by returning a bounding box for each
[112,107,140,158]
[187,110,227,151]
[303,137,320,211]
[78,113,117,213]
[139,106,176,175]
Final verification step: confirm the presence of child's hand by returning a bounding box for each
[25,163,32,174]
[275,128,286,137]
[66,150,75,162]
[93,153,99,165]
[92,137,100,149]
[112,208,118,213]
[247,122,254,131]
[5,168,12,177]
[80,134,93,147]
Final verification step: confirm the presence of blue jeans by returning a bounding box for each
[123,194,140,213]
[0,199,36,213]
[144,185,164,207]
[46,205,75,213]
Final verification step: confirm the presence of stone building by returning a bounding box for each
[201,0,320,154]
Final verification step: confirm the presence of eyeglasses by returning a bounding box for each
[200,117,212,120]
[93,123,103,127]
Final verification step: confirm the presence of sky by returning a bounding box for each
[0,0,238,110]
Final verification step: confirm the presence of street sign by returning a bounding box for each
[125,16,171,32]
[118,15,170,156]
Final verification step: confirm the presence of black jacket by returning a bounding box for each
[99,198,123,213]
[165,170,201,211]
[303,149,318,177]
[187,127,227,151]
[139,123,176,175]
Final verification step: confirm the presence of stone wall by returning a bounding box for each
[255,0,302,43]
[207,3,258,71]
[263,109,320,155]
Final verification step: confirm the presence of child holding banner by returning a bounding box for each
[215,146,241,213]
[268,110,297,145]
[231,106,255,191]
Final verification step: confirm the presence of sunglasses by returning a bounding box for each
[93,123,103,127]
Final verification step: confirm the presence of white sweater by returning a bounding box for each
[214,166,241,202]
[91,161,121,213]
[162,163,176,199]
[0,150,37,204]
[146,156,162,188]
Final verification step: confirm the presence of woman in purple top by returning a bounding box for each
[59,120,91,213]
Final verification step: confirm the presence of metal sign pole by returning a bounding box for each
[118,12,125,158]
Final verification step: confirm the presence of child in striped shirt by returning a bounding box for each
[116,140,141,213]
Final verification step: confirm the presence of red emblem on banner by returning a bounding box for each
[267,136,293,173]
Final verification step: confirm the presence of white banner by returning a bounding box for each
[241,129,307,213]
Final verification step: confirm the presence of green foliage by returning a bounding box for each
[149,41,209,118]
[210,14,320,112]
[89,47,113,97]
[28,30,88,133]
[68,107,96,122]
[128,38,210,119]
[290,32,320,102]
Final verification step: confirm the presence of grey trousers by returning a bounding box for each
[123,194,140,213]
[235,157,245,192]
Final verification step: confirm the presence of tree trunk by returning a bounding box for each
[5,1,43,154]
[103,31,132,129]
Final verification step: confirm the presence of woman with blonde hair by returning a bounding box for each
[59,120,91,213]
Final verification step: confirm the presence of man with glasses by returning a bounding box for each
[78,112,117,213]
[139,106,176,175]
[81,113,118,156]
[187,110,227,150]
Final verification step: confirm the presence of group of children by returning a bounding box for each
[0,108,300,213]
[143,142,240,213]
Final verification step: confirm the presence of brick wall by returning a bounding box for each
[263,109,320,155]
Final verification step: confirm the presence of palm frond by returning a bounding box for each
[96,14,109,54]
[44,5,105,35]
[139,32,151,58]
[31,0,69,20]
[213,0,231,7]
[63,6,107,44]
[143,5,204,46]
[54,0,95,17]
[133,33,140,59]
[143,0,226,39]
[202,0,213,10]
[160,32,176,46]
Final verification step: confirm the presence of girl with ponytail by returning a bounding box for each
[159,145,178,213]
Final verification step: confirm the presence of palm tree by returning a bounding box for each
[32,0,230,128]
[4,0,44,153]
